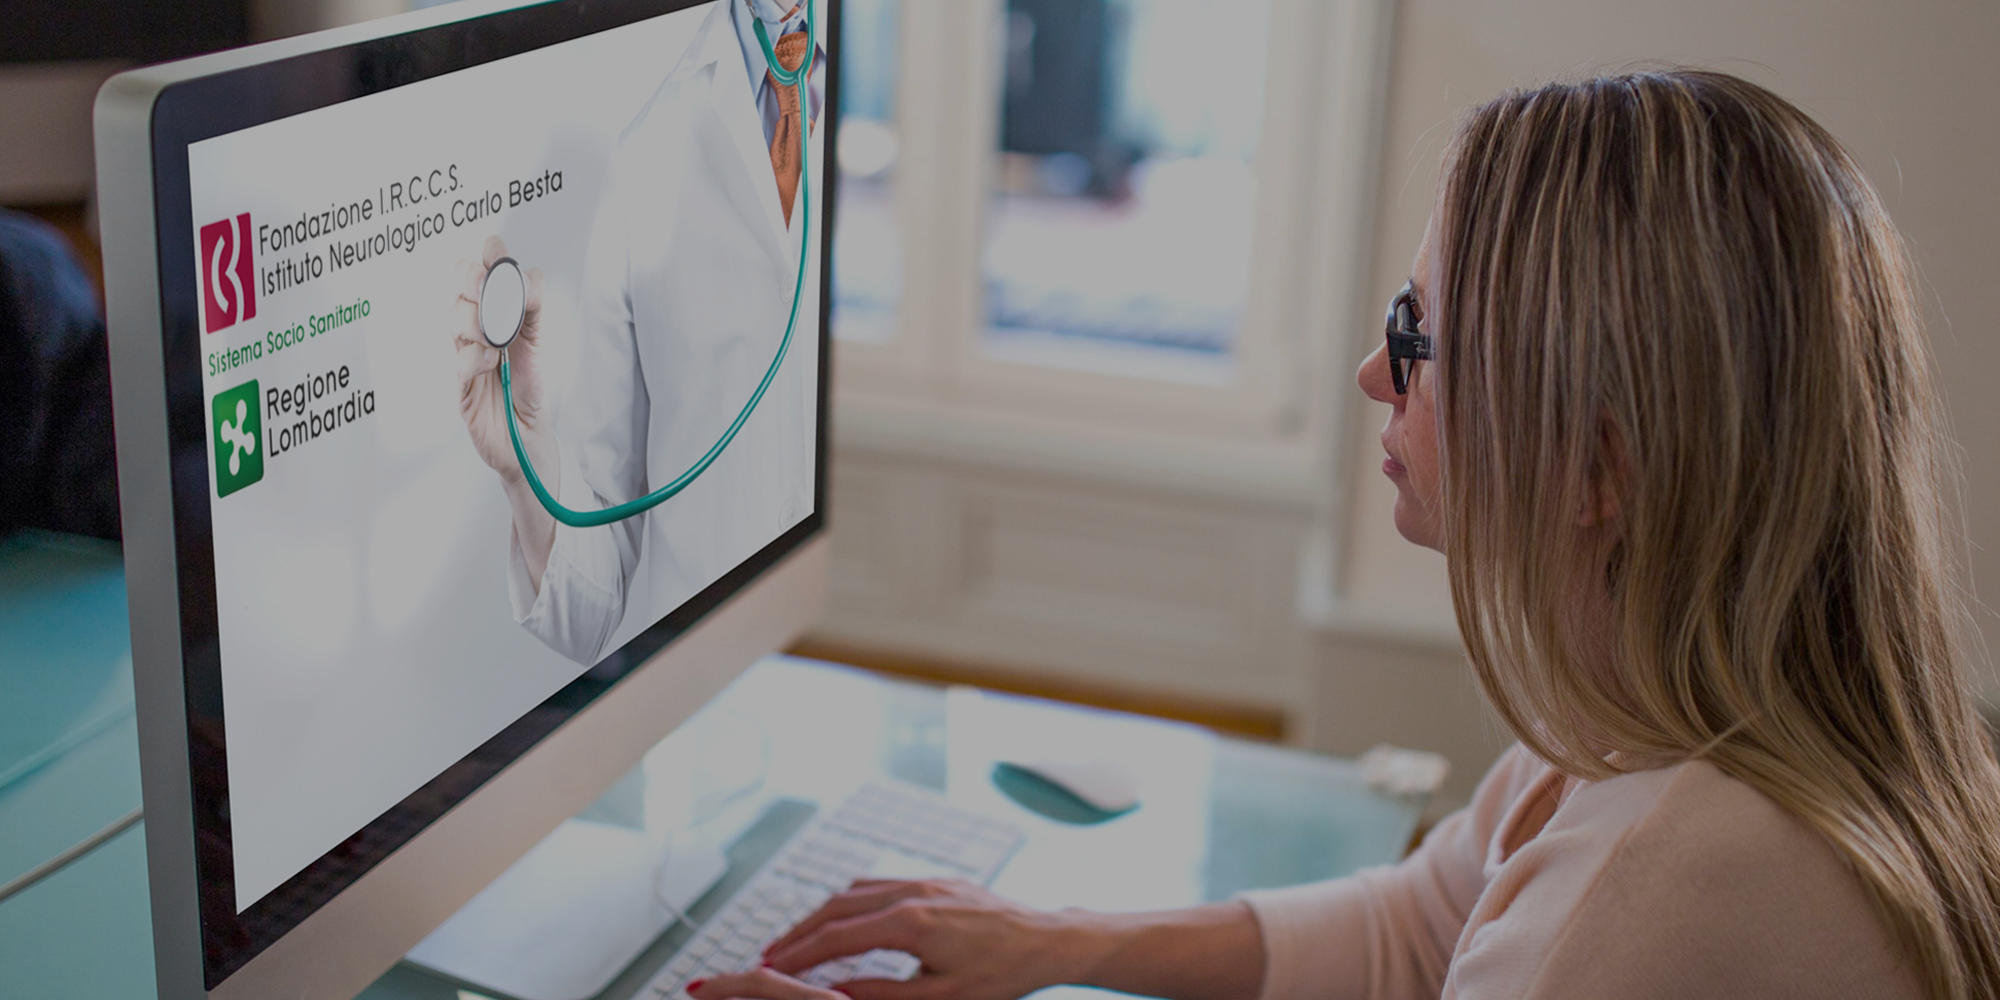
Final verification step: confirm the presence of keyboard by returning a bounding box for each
[625,780,1025,999]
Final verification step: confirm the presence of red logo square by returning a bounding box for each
[200,213,256,333]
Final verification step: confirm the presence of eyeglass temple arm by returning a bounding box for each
[1387,329,1432,360]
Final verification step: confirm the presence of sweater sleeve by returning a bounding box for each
[1238,744,1552,1000]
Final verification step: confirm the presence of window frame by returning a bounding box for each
[834,0,1394,488]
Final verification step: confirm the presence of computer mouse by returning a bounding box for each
[992,758,1140,823]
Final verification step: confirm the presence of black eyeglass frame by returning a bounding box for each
[1385,279,1434,395]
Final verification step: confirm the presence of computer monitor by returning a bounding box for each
[93,1,838,996]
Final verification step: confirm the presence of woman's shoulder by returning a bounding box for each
[1444,754,1921,998]
[1488,749,1867,880]
[1560,756,1910,919]
[1566,755,1822,861]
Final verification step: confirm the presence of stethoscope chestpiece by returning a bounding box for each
[480,256,527,350]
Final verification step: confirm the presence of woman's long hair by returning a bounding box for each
[1432,69,2000,997]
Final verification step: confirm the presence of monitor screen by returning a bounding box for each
[143,0,833,983]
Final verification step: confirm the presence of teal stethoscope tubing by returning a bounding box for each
[497,5,816,529]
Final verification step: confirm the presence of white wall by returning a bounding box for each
[1338,0,2000,697]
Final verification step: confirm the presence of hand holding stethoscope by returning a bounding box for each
[452,235,552,490]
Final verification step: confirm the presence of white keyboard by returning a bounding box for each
[626,780,1024,999]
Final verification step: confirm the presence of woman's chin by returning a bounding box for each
[1391,493,1442,551]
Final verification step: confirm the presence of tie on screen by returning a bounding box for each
[767,29,811,226]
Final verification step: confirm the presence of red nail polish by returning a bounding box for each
[686,979,705,993]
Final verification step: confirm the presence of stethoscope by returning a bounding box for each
[479,4,816,529]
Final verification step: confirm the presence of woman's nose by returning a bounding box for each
[1357,340,1397,404]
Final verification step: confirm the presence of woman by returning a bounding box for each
[691,69,2000,999]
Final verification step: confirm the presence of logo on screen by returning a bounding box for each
[200,213,257,333]
[212,380,263,497]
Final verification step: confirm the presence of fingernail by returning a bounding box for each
[686,979,705,993]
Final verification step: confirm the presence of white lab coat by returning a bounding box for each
[507,1,821,666]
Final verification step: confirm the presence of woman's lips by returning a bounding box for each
[1383,454,1406,477]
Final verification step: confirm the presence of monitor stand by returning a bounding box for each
[403,706,769,999]
[404,818,728,1000]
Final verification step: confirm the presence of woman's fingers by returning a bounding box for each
[765,906,922,976]
[763,882,925,960]
[685,967,839,1000]
[828,977,940,1000]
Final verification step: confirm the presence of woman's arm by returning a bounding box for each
[1062,900,1267,1000]
[748,881,1266,1000]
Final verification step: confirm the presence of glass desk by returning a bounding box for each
[0,532,150,1000]
[0,532,1429,999]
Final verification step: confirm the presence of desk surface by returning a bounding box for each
[0,532,1426,999]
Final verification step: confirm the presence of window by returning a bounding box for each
[826,0,1386,455]
[832,0,900,344]
[981,0,1270,380]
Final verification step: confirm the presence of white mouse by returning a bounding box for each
[997,758,1141,814]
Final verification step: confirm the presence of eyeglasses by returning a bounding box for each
[1384,279,1433,395]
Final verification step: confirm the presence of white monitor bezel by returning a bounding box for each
[93,1,835,995]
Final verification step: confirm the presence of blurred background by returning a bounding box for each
[5,0,1996,806]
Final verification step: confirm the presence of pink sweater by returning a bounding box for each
[1242,744,1922,998]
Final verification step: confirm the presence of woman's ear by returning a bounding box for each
[1580,419,1630,527]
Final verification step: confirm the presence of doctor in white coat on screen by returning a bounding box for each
[451,0,823,666]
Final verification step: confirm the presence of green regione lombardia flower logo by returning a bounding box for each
[212,379,263,497]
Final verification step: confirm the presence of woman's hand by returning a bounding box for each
[684,968,842,1000]
[696,884,1264,1000]
[756,878,1092,1000]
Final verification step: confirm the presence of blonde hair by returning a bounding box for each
[1431,69,2000,997]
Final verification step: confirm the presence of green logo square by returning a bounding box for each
[212,379,263,497]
